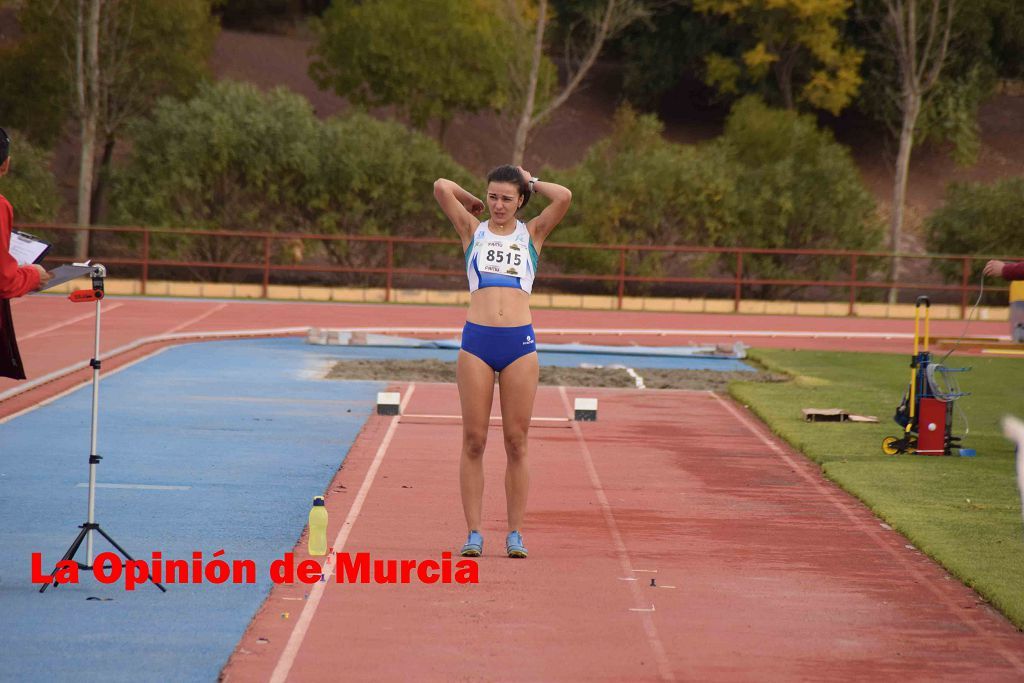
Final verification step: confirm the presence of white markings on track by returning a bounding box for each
[708,390,1024,674]
[0,324,309,404]
[401,412,569,421]
[163,302,229,334]
[20,303,125,341]
[269,384,417,683]
[557,386,675,682]
[624,366,645,389]
[0,347,172,424]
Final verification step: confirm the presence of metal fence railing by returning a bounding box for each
[19,223,1020,318]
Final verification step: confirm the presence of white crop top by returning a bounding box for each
[465,220,539,294]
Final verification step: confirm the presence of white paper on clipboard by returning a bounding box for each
[9,230,51,265]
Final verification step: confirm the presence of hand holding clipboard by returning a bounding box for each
[7,231,91,291]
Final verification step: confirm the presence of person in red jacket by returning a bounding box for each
[983,260,1024,281]
[1,127,52,379]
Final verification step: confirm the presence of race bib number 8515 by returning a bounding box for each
[480,240,525,277]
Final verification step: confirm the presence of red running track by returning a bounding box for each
[224,384,1024,681]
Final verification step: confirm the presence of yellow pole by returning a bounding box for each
[906,302,921,434]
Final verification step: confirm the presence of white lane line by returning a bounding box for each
[624,367,645,389]
[269,384,417,683]
[400,413,569,422]
[708,391,1024,674]
[0,347,171,425]
[164,302,229,334]
[76,483,191,491]
[557,386,675,682]
[20,303,125,341]
[0,325,308,404]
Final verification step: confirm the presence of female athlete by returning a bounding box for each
[433,165,572,558]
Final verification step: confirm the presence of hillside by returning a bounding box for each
[211,29,1024,253]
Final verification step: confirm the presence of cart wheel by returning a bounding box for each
[882,436,902,455]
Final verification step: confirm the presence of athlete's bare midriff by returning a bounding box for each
[466,287,532,327]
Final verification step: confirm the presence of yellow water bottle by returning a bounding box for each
[308,495,328,556]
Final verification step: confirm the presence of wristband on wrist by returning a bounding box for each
[529,177,539,192]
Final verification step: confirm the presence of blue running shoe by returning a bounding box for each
[460,530,483,557]
[506,530,528,558]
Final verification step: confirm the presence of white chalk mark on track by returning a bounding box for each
[558,386,675,682]
[269,385,417,683]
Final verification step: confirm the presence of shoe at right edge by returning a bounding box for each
[506,530,528,558]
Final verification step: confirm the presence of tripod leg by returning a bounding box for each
[39,524,91,593]
[93,525,167,592]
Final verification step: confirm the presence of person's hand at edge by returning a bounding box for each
[982,260,1006,278]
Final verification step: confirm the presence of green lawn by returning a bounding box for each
[730,348,1024,629]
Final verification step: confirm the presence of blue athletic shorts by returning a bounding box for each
[460,322,537,372]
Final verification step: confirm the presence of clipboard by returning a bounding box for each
[39,262,96,291]
[10,230,51,265]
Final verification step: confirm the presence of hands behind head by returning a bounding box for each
[516,166,532,185]
[467,196,484,216]
[983,260,1006,278]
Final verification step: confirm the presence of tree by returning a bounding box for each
[310,0,517,141]
[512,0,649,163]
[74,0,101,259]
[613,2,726,109]
[694,0,864,115]
[0,0,217,254]
[855,0,956,302]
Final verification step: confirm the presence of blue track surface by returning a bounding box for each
[0,337,750,681]
[0,339,383,682]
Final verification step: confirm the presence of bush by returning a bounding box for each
[712,97,883,295]
[926,176,1024,289]
[541,100,881,298]
[0,131,60,222]
[542,106,740,293]
[110,81,474,283]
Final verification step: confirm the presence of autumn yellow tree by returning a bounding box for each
[695,0,863,115]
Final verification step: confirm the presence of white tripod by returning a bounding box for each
[40,264,166,593]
